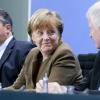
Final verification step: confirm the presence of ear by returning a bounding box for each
[32,40,36,44]
[30,37,36,44]
[99,26,100,30]
[5,24,12,31]
[31,34,36,44]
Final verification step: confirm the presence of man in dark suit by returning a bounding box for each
[0,8,35,88]
[74,1,100,91]
[75,51,100,91]
[80,1,100,90]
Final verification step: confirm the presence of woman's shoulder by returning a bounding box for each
[55,42,74,55]
[29,47,39,54]
[24,47,40,62]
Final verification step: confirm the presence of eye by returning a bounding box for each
[48,29,55,35]
[37,31,43,36]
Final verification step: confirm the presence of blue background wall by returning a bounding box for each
[31,0,99,54]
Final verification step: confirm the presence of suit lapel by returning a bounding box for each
[0,37,15,69]
[37,58,50,81]
[90,67,100,89]
[36,42,62,81]
[90,51,100,90]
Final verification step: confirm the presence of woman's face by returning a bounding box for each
[32,26,60,55]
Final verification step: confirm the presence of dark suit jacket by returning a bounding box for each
[89,50,100,90]
[8,41,82,90]
[0,37,35,88]
[75,51,100,91]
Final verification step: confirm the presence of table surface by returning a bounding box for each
[0,90,100,100]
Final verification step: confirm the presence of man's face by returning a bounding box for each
[88,17,100,49]
[0,16,11,44]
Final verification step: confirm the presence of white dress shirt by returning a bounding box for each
[0,35,13,59]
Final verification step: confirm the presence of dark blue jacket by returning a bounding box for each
[89,50,100,90]
[75,51,100,91]
[0,37,35,88]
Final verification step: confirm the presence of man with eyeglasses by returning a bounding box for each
[0,8,35,88]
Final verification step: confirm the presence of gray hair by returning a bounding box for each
[87,1,100,27]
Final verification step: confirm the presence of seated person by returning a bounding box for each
[36,1,100,93]
[4,8,83,91]
[76,1,100,91]
[0,8,35,88]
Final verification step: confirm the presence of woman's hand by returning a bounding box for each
[36,80,67,94]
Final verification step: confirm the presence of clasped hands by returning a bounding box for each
[36,80,67,94]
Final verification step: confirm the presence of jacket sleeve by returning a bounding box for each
[48,49,83,85]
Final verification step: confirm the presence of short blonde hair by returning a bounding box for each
[87,1,100,27]
[28,9,63,37]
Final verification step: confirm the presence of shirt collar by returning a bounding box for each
[0,35,13,51]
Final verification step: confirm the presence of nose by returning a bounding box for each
[89,33,92,38]
[43,32,49,40]
[89,29,94,39]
